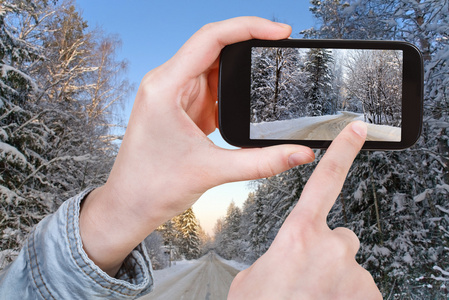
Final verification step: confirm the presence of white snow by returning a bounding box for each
[435,205,449,214]
[0,64,39,92]
[0,127,8,140]
[142,252,240,299]
[403,252,414,264]
[150,254,247,288]
[414,189,432,203]
[250,114,341,139]
[0,185,22,205]
[215,254,250,271]
[150,259,198,287]
[437,184,449,193]
[372,245,392,257]
[433,266,449,277]
[250,112,401,141]
[365,123,401,141]
[0,141,27,166]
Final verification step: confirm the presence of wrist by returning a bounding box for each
[79,186,156,276]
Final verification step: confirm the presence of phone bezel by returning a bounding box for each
[218,39,423,150]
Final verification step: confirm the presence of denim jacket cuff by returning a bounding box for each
[27,189,154,299]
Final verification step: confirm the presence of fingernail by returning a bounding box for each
[352,121,368,138]
[288,152,314,168]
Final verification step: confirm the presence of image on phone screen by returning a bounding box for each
[250,47,403,142]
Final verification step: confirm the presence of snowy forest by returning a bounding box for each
[216,0,449,299]
[0,0,208,269]
[1,0,448,299]
[250,46,403,140]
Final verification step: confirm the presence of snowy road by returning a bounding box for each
[286,111,358,140]
[251,111,401,141]
[141,252,239,300]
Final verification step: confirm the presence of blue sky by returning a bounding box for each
[75,0,317,235]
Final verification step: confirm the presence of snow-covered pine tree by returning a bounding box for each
[244,165,312,263]
[143,231,168,270]
[0,1,56,264]
[217,0,448,297]
[305,0,449,298]
[251,47,307,123]
[156,219,183,261]
[303,48,336,116]
[344,49,402,126]
[237,192,258,263]
[214,202,242,260]
[176,208,201,260]
[0,0,131,268]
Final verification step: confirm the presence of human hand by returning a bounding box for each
[79,17,315,276]
[228,121,382,300]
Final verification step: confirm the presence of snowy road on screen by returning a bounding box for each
[250,111,401,141]
[141,252,240,300]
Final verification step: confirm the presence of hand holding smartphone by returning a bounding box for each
[218,39,423,150]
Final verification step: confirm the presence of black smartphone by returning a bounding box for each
[218,39,423,150]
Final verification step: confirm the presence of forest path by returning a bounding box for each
[286,111,359,140]
[141,252,239,300]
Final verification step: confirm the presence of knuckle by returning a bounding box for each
[198,22,218,35]
[331,227,360,256]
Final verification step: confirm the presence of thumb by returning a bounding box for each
[211,145,315,184]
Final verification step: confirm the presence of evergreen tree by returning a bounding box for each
[214,2,448,298]
[214,202,242,260]
[143,232,168,270]
[0,0,131,268]
[251,47,307,122]
[176,208,201,260]
[344,49,402,125]
[303,48,335,116]
[305,1,449,298]
[0,0,58,261]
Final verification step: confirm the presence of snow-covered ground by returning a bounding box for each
[251,113,343,139]
[141,252,245,300]
[215,254,250,272]
[250,111,401,142]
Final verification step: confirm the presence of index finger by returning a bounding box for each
[293,121,367,224]
[171,17,292,76]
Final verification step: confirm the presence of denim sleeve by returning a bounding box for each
[0,189,154,299]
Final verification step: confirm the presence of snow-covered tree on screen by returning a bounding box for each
[344,49,402,126]
[251,47,308,123]
[303,48,336,116]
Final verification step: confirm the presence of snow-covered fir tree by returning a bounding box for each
[144,232,168,270]
[303,48,336,116]
[304,0,449,298]
[214,1,448,298]
[0,0,131,268]
[344,49,402,126]
[175,208,202,260]
[251,47,308,123]
[214,202,242,260]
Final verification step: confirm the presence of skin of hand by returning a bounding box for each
[228,121,382,300]
[79,17,316,276]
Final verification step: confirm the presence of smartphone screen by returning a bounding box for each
[219,39,423,150]
[250,47,403,142]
